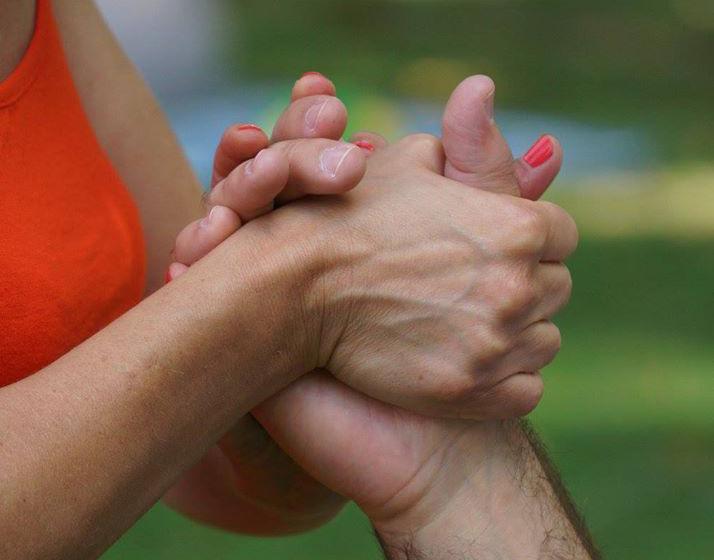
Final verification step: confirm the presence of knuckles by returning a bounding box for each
[503,203,549,257]
[496,277,538,323]
[545,326,563,363]
[473,327,512,374]
[394,133,445,171]
[397,133,441,153]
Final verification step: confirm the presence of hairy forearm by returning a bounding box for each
[375,420,599,560]
[0,225,317,559]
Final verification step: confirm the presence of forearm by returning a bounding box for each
[374,420,599,560]
[0,225,317,559]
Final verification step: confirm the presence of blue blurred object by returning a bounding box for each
[163,86,653,188]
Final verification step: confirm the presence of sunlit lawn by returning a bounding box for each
[107,176,714,559]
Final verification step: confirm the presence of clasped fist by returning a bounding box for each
[307,134,577,419]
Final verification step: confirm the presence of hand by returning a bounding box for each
[169,72,368,279]
[166,73,371,534]
[255,78,583,554]
[300,132,576,419]
[171,74,572,540]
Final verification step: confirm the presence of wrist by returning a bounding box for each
[372,421,544,559]
[226,205,345,375]
[158,210,331,408]
[373,421,593,560]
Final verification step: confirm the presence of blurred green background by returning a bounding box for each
[103,0,714,558]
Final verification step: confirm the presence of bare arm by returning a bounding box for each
[374,420,600,560]
[0,221,320,559]
[45,0,345,536]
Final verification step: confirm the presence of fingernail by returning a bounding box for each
[320,144,356,178]
[237,123,262,132]
[484,88,495,122]
[354,140,375,152]
[245,149,267,176]
[305,100,328,134]
[200,206,219,228]
[302,71,325,79]
[523,136,554,168]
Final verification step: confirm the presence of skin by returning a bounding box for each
[170,75,595,558]
[0,0,35,81]
[1,2,586,557]
[0,126,578,559]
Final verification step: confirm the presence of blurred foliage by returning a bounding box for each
[221,0,714,161]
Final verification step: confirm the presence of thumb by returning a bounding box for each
[442,75,518,196]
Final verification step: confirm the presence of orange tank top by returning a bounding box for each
[0,0,146,386]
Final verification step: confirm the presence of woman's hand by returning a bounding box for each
[166,73,364,535]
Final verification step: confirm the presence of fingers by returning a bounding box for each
[212,124,269,188]
[173,206,241,266]
[271,95,348,143]
[499,320,562,378]
[210,71,340,187]
[537,200,579,262]
[514,135,564,201]
[291,71,337,100]
[393,133,446,174]
[166,262,189,283]
[349,131,389,154]
[208,148,289,221]
[465,372,545,419]
[269,139,366,203]
[530,263,573,323]
[442,75,518,195]
[468,319,561,419]
[208,139,365,212]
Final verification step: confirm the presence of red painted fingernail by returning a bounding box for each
[301,71,325,79]
[354,140,375,152]
[164,268,172,284]
[237,124,262,132]
[523,136,554,168]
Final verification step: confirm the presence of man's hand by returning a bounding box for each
[254,77,593,558]
[299,133,576,419]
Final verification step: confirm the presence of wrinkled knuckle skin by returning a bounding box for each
[542,325,562,365]
[545,201,580,256]
[497,279,537,323]
[471,329,511,376]
[400,132,440,151]
[463,374,544,420]
[430,371,480,407]
[397,133,443,161]
[508,205,548,256]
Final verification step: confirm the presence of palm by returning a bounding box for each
[254,370,474,519]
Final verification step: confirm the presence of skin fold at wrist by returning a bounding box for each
[373,420,593,560]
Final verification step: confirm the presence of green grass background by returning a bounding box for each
[108,1,713,557]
